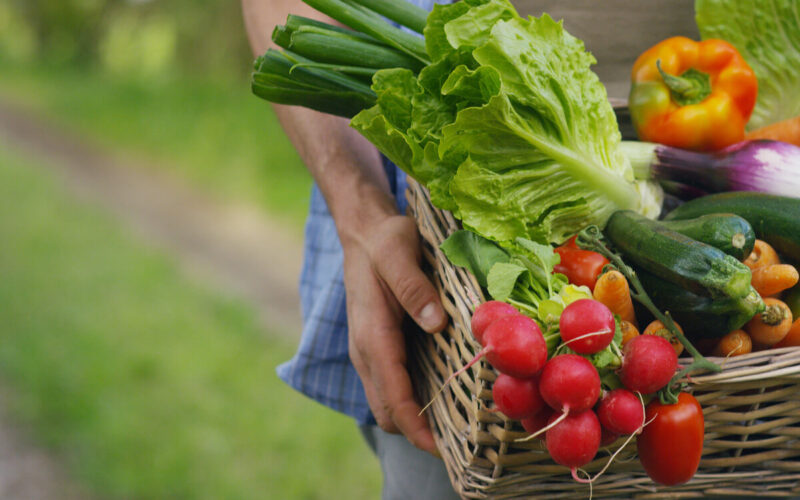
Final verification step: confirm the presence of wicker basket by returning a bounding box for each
[405,177,800,499]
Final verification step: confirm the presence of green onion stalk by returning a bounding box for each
[252,0,428,118]
[251,50,376,118]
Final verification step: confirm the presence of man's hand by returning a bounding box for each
[343,214,447,455]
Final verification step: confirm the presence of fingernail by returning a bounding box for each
[419,302,443,331]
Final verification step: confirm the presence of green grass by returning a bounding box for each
[0,144,380,499]
[0,61,312,228]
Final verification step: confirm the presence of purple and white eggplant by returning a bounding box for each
[623,139,800,199]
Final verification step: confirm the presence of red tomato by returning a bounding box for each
[553,236,609,291]
[637,392,704,486]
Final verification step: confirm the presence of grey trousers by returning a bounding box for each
[360,425,462,500]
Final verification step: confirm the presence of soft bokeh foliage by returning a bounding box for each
[2,0,254,80]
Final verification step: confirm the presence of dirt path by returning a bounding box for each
[0,98,305,335]
[0,98,308,499]
[0,392,90,500]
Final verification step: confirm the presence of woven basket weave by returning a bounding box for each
[405,177,800,499]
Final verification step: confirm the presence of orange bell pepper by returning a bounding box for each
[629,36,758,152]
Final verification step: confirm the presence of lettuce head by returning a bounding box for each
[696,0,800,130]
[351,0,662,245]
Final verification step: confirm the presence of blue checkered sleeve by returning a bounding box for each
[276,157,409,424]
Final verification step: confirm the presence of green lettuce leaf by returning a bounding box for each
[352,0,661,246]
[440,230,567,322]
[486,262,528,302]
[439,229,509,287]
[424,2,471,62]
[696,0,800,130]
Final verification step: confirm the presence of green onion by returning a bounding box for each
[279,27,424,71]
[256,50,343,92]
[251,81,375,118]
[287,62,382,78]
[301,0,429,63]
[284,14,378,43]
[252,50,375,117]
[345,0,429,34]
[253,0,431,116]
[257,49,374,95]
[271,25,293,48]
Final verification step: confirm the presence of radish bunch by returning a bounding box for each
[468,298,680,481]
[468,301,548,419]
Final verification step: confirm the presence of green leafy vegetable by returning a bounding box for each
[302,0,429,62]
[440,230,568,324]
[696,0,800,130]
[352,0,662,245]
[486,262,528,302]
[251,50,377,118]
[439,229,509,287]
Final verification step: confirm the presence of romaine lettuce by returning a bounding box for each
[351,0,661,245]
[696,0,800,130]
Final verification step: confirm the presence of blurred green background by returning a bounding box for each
[0,0,313,225]
[0,0,381,498]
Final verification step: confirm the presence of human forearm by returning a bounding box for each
[243,0,395,242]
[242,0,331,55]
[273,108,397,245]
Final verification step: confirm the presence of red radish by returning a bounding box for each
[492,373,544,420]
[559,299,615,354]
[619,335,678,394]
[521,407,553,438]
[546,409,601,474]
[600,427,620,446]
[480,315,547,378]
[519,355,602,443]
[471,301,519,344]
[597,389,645,435]
[539,354,601,414]
[423,315,547,414]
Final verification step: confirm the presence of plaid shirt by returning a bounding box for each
[277,158,408,424]
[277,0,449,425]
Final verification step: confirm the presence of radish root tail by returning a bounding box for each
[556,329,613,355]
[570,394,654,486]
[419,346,490,416]
[515,408,569,442]
[571,469,594,499]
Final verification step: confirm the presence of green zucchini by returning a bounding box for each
[636,268,764,339]
[664,192,800,262]
[660,213,755,261]
[604,210,752,300]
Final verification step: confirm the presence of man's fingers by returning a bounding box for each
[371,219,447,333]
[342,218,442,454]
[348,332,400,435]
[392,399,438,456]
[374,355,438,455]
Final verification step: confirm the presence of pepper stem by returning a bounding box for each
[656,60,712,106]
